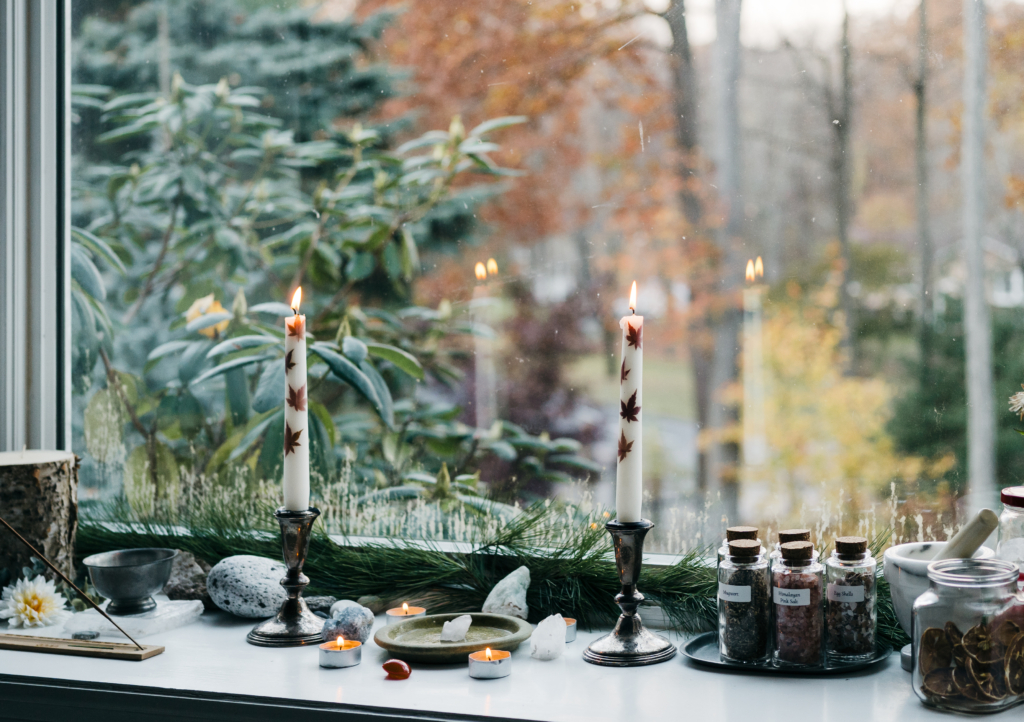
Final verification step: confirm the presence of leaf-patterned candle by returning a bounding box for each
[616,281,643,523]
[283,287,310,511]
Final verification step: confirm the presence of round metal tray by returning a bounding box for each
[681,632,891,675]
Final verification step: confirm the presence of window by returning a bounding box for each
[67,0,1023,550]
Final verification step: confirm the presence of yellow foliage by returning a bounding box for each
[713,290,936,526]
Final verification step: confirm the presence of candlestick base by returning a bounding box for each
[583,519,677,667]
[247,507,325,647]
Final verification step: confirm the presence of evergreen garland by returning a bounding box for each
[76,508,909,649]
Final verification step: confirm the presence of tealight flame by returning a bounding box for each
[291,287,302,313]
[335,636,345,650]
[745,259,755,283]
[754,256,764,279]
[474,262,487,281]
[402,602,409,614]
[485,647,493,662]
[628,281,637,313]
[486,258,498,276]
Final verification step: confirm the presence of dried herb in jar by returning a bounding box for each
[773,541,823,666]
[718,539,771,663]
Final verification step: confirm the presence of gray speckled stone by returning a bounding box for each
[304,595,337,614]
[357,595,386,615]
[329,598,360,618]
[322,604,374,643]
[206,555,287,619]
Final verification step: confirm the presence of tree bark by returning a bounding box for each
[709,0,743,521]
[962,0,997,513]
[915,0,934,369]
[0,451,79,579]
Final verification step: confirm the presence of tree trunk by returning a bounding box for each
[915,0,934,370]
[962,0,996,513]
[832,10,855,371]
[664,0,713,493]
[0,450,79,579]
[710,0,743,522]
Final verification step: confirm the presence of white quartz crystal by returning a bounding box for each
[530,613,567,660]
[482,566,530,620]
[440,614,473,642]
[63,599,203,639]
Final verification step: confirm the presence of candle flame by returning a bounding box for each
[335,636,344,650]
[628,281,637,312]
[755,256,764,279]
[486,258,498,276]
[291,287,302,312]
[745,259,755,283]
[485,647,493,661]
[474,262,487,281]
[402,602,409,613]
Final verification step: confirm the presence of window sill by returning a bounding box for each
[0,610,921,722]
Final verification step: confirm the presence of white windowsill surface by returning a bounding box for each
[0,609,988,721]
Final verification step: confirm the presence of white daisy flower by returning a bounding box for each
[1010,386,1024,420]
[1,576,72,628]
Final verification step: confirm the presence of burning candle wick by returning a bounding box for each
[485,647,493,661]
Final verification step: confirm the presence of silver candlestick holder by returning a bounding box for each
[583,519,677,666]
[247,507,325,647]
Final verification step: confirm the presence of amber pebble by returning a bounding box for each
[383,659,411,680]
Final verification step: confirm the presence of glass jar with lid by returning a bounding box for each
[998,486,1024,587]
[769,529,816,569]
[773,541,824,667]
[913,558,1024,713]
[718,539,771,664]
[718,526,760,565]
[825,536,876,662]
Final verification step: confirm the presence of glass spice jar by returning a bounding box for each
[718,526,760,565]
[718,539,771,664]
[825,536,877,662]
[769,529,815,571]
[998,487,1024,587]
[773,541,824,668]
[913,558,1024,714]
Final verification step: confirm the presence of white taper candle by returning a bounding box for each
[283,287,310,511]
[616,281,643,523]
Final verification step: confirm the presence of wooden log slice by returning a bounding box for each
[0,451,79,579]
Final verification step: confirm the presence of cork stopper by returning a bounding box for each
[727,539,761,558]
[780,541,814,564]
[725,526,758,542]
[835,536,868,559]
[778,529,810,544]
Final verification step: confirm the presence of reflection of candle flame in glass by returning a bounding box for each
[486,258,498,276]
[291,286,302,312]
[402,602,409,614]
[745,260,755,283]
[628,281,637,312]
[754,256,764,279]
[474,262,487,281]
[485,647,493,661]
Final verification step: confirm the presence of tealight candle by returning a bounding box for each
[564,617,577,643]
[319,637,362,668]
[386,602,426,625]
[468,647,511,679]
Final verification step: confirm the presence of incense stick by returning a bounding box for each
[0,515,144,650]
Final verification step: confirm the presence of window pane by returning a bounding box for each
[71,0,1018,548]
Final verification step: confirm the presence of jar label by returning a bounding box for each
[718,583,752,602]
[773,587,811,606]
[827,583,865,603]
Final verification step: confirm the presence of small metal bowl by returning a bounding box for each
[82,548,177,615]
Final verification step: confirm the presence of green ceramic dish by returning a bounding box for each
[373,613,533,664]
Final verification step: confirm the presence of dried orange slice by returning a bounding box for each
[921,668,957,698]
[1006,634,1024,696]
[945,621,964,646]
[966,656,1006,702]
[963,623,1005,665]
[920,627,953,675]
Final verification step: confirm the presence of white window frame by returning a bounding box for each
[0,0,71,452]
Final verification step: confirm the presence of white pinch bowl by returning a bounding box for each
[882,541,994,636]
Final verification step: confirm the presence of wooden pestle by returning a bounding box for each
[932,509,999,561]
